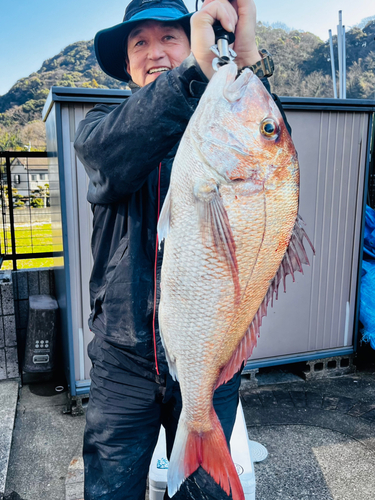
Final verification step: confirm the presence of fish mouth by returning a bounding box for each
[223,67,254,102]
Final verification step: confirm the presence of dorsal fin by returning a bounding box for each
[215,215,315,389]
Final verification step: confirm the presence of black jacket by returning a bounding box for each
[74,54,290,376]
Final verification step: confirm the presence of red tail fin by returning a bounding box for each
[168,409,244,500]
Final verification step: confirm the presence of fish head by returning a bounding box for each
[189,63,298,193]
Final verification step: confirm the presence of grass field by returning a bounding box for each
[1,222,63,270]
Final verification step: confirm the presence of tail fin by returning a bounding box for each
[167,409,244,500]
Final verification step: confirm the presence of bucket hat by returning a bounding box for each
[95,0,192,82]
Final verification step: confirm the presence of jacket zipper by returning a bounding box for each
[152,163,162,375]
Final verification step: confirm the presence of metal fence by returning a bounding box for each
[0,151,62,270]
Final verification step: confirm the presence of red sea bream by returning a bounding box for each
[158,61,313,500]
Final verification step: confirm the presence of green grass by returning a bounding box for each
[1,222,63,270]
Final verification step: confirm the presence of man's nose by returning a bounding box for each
[147,41,165,59]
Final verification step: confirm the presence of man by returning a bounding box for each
[74,0,289,498]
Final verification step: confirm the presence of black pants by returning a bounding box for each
[83,336,242,500]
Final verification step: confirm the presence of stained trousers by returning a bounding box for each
[83,336,242,500]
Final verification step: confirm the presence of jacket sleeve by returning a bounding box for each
[74,53,208,204]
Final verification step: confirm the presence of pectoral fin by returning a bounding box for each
[194,179,240,304]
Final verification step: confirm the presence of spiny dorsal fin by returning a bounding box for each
[215,215,315,389]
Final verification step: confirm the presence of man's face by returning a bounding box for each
[126,20,190,87]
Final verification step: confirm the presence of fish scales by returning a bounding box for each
[161,133,235,415]
[222,163,299,356]
[158,62,305,500]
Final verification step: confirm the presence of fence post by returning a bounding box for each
[5,154,17,270]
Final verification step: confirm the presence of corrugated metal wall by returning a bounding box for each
[249,110,369,363]
[60,104,94,381]
[44,90,373,385]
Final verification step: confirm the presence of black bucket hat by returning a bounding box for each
[94,0,192,82]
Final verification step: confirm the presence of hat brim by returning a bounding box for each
[95,9,192,83]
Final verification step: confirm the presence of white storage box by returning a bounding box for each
[149,401,256,500]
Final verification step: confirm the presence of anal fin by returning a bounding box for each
[215,317,259,389]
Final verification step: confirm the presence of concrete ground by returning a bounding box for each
[242,371,375,500]
[2,368,375,500]
[0,381,18,500]
[3,380,85,500]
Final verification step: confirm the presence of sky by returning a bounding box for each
[0,0,374,96]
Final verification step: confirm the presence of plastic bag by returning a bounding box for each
[360,205,375,349]
[363,204,375,258]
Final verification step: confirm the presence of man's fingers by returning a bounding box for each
[191,0,239,80]
[194,0,238,32]
[230,0,259,68]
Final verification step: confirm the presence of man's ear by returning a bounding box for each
[126,58,131,77]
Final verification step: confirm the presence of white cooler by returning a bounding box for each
[149,401,266,499]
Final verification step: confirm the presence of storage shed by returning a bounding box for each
[42,87,375,397]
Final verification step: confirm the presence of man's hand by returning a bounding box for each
[191,0,261,80]
[231,0,261,69]
[191,0,238,80]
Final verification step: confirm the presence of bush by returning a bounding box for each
[30,197,44,208]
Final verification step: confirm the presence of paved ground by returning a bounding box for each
[241,372,375,500]
[3,381,85,500]
[0,381,18,500]
[2,369,375,500]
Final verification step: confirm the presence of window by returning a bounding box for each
[31,174,37,181]
[14,174,21,184]
[40,174,46,180]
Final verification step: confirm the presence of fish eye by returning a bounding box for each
[260,118,279,139]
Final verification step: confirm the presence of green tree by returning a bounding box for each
[0,131,23,151]
[2,186,24,208]
[347,61,367,99]
[30,197,44,208]
[30,184,49,208]
[13,192,25,208]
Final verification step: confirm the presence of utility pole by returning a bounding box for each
[328,29,337,99]
[337,10,343,98]
[331,10,346,99]
[342,25,346,98]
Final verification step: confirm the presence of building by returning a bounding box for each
[10,157,49,198]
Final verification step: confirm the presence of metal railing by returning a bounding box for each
[0,151,62,270]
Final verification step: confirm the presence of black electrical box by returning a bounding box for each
[23,295,58,373]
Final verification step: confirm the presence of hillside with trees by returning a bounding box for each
[0,19,374,150]
[256,19,375,99]
[0,40,129,150]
